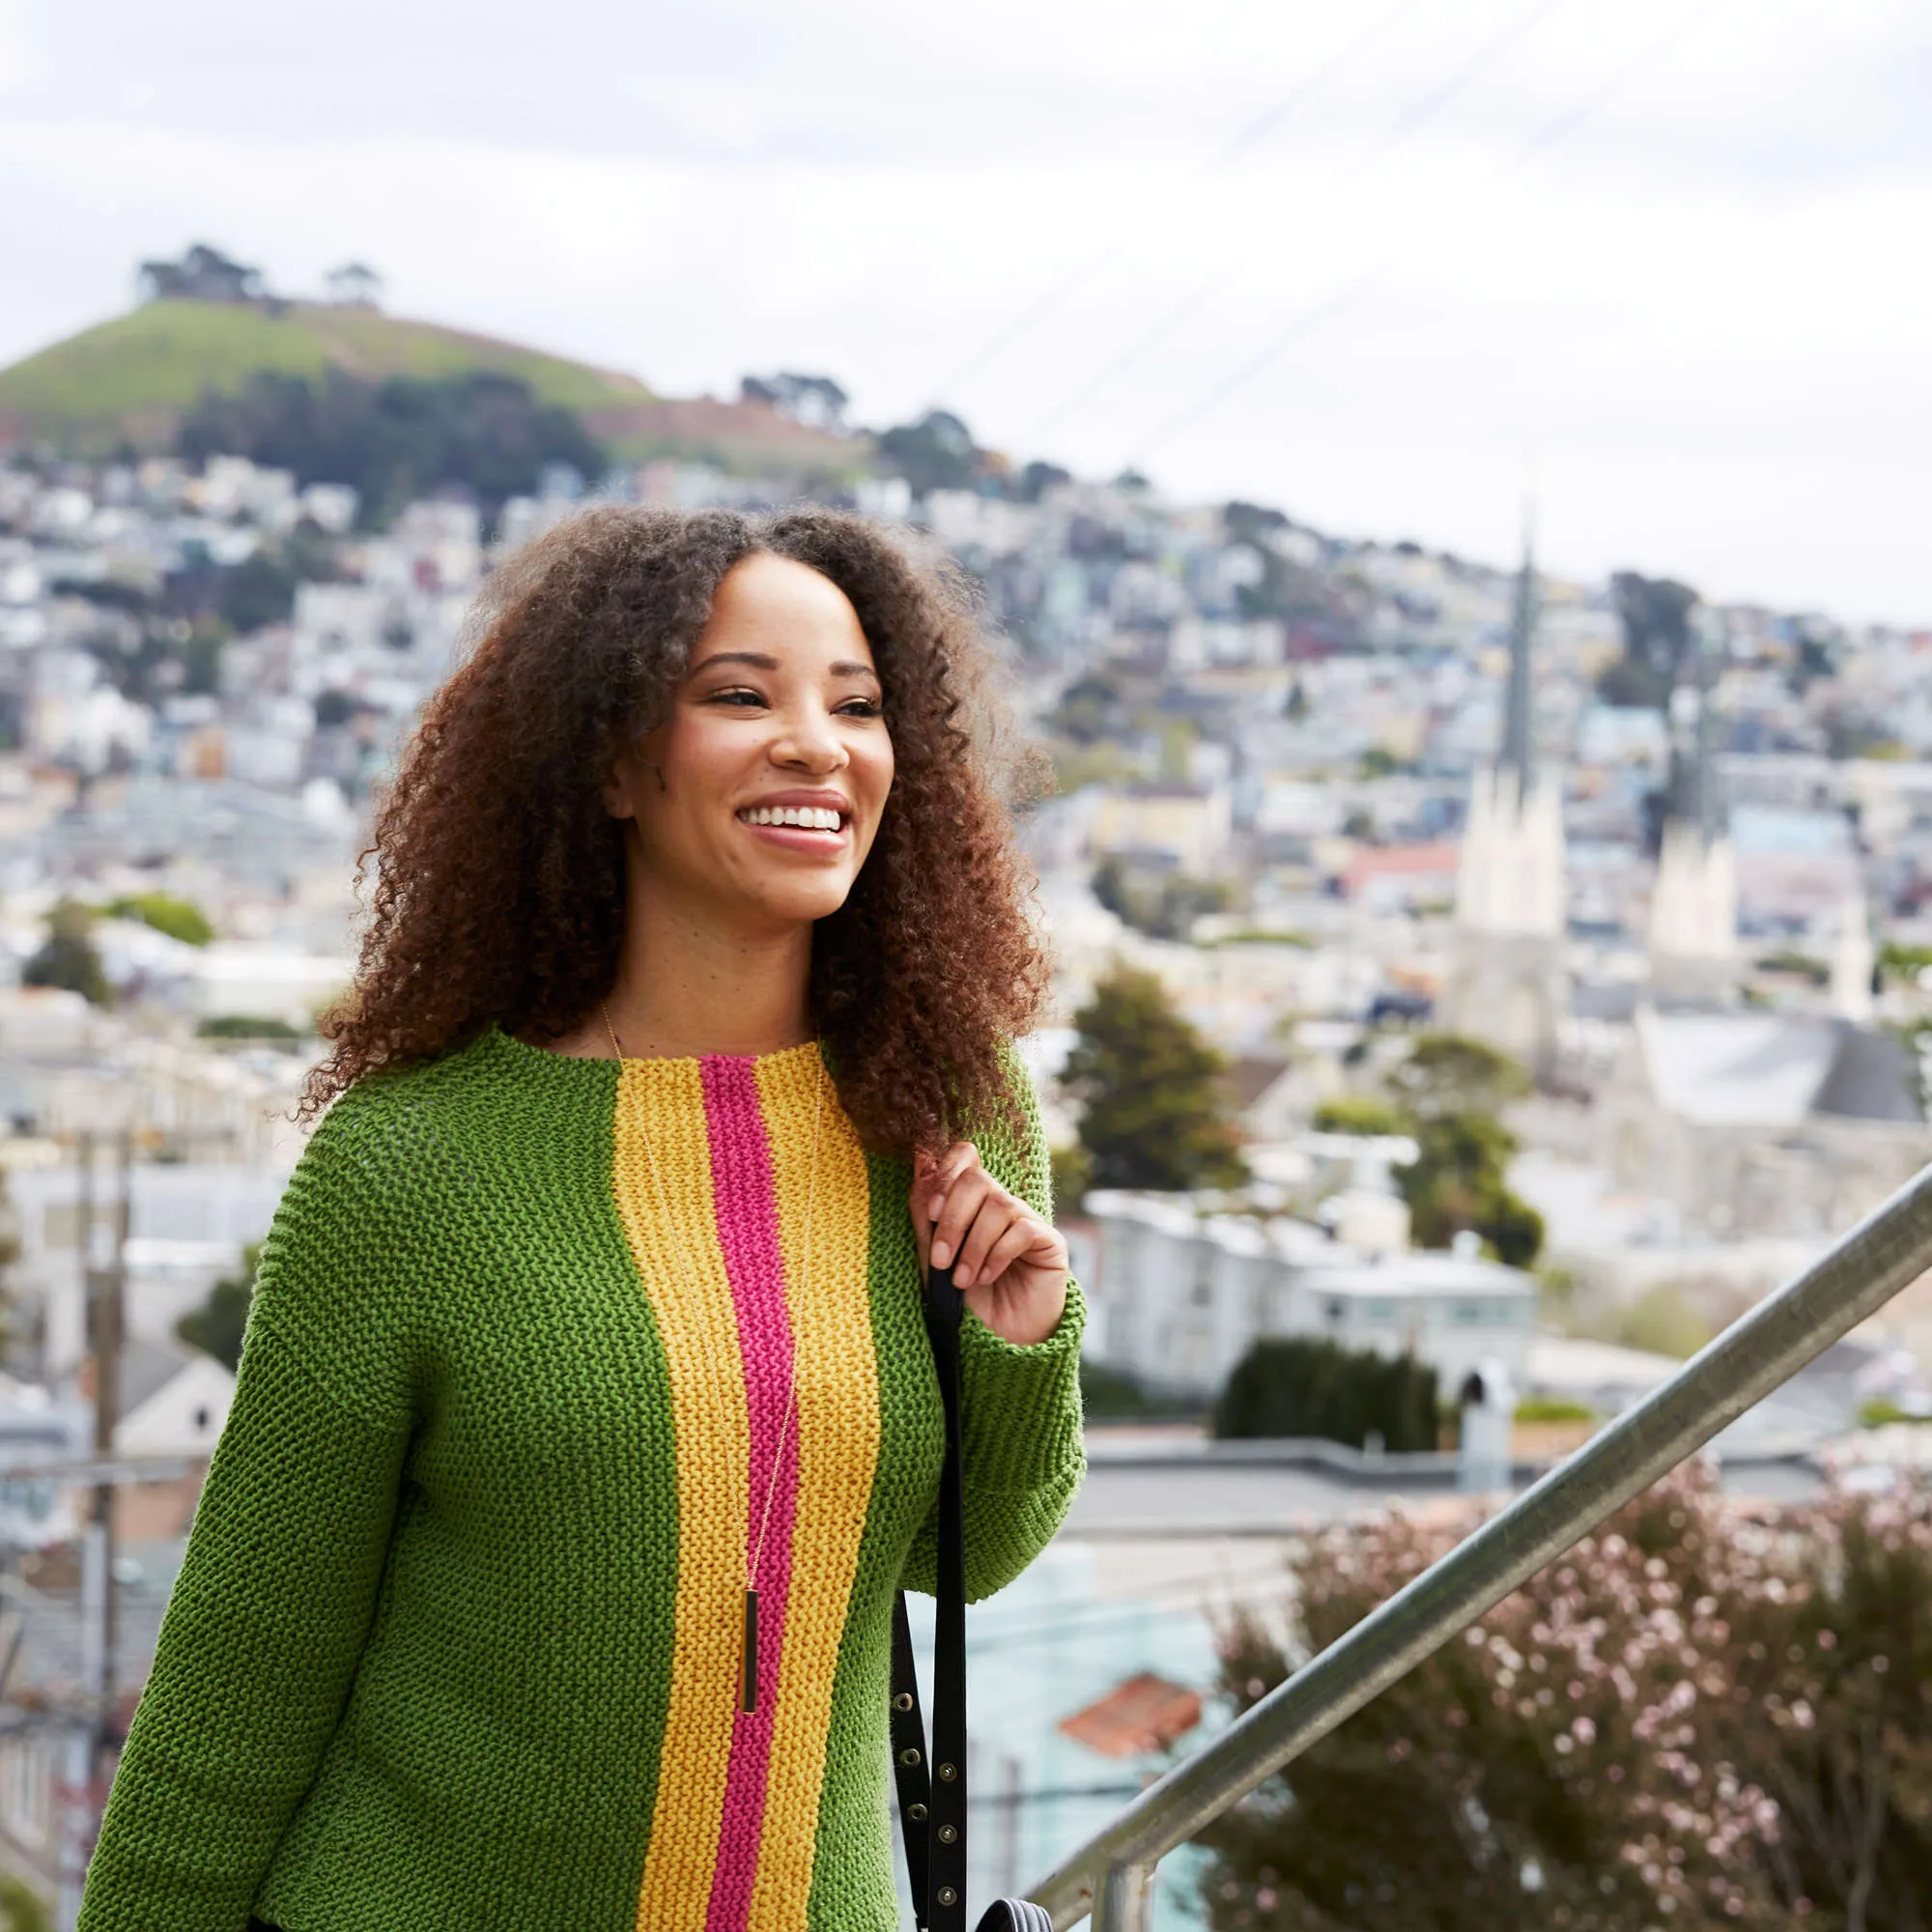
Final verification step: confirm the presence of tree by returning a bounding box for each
[138,242,264,304]
[1199,1467,1932,1932]
[215,547,302,633]
[1214,1337,1438,1450]
[176,1245,259,1372]
[1080,1358,1202,1422]
[1049,672,1126,747]
[1049,1142,1093,1216]
[739,372,848,432]
[1091,857,1231,942]
[1016,459,1071,503]
[1607,572,1699,713]
[179,369,607,529]
[1398,1112,1544,1265]
[1224,500,1290,541]
[0,1872,51,1932]
[1064,964,1249,1191]
[1322,1035,1547,1266]
[874,410,980,498]
[197,1014,302,1041]
[22,900,110,1007]
[1383,1034,1530,1122]
[1312,1095,1407,1137]
[107,891,214,947]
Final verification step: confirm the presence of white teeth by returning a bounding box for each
[741,806,843,831]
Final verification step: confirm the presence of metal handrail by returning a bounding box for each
[1030,1161,1932,1930]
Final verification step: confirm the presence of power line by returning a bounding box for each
[925,0,1433,405]
[1125,0,1733,468]
[1024,0,1576,445]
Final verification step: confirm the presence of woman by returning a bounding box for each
[80,508,1085,1931]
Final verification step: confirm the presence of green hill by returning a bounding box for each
[0,299,654,454]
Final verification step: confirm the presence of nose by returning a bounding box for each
[773,699,847,775]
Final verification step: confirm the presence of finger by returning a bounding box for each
[923,1142,980,1227]
[961,1216,1037,1291]
[929,1170,993,1272]
[953,1194,1019,1288]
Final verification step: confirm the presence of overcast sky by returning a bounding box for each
[4,0,1928,622]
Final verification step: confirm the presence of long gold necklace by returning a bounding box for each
[601,1003,823,1715]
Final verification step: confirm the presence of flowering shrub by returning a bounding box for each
[1198,1468,1932,1931]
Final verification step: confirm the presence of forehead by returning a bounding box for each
[691,553,875,672]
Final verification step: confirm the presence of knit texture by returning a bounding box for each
[78,1029,1085,1931]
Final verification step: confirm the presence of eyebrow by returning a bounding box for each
[690,649,880,680]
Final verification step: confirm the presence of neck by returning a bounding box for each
[599,885,814,1063]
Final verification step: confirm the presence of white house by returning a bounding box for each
[1083,1190,1535,1403]
[114,1342,236,1461]
[8,1161,289,1372]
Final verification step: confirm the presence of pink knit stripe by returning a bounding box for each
[698,1054,800,1932]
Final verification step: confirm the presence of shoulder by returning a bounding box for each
[279,1030,517,1222]
[312,1027,544,1158]
[253,1035,546,1352]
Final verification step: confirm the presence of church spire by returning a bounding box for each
[1664,613,1724,843]
[1649,607,1737,1001]
[1497,506,1537,791]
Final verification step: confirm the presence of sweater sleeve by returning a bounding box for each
[79,1094,420,1932]
[905,1050,1087,1604]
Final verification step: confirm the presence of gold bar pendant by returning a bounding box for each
[741,1588,759,1714]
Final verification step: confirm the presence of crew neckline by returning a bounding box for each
[489,1025,826,1077]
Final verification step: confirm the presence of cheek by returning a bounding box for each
[659,714,753,807]
[856,735,895,820]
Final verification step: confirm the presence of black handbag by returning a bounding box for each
[889,1258,1054,1932]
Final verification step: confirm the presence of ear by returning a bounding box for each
[602,757,639,822]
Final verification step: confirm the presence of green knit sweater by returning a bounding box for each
[79,1030,1085,1930]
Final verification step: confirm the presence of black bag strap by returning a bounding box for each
[892,1261,1056,1932]
[894,1255,969,1928]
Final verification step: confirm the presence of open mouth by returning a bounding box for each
[736,805,849,833]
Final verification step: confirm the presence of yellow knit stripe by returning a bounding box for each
[745,1047,881,1932]
[613,1055,750,1926]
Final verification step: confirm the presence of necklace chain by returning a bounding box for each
[600,1004,822,1612]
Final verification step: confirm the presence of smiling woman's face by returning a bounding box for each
[604,551,895,932]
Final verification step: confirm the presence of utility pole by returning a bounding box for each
[58,1131,128,1930]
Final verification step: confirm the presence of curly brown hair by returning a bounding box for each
[306,505,1048,1153]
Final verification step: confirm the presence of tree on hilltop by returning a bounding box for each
[138,243,264,305]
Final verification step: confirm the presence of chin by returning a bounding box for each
[746,876,859,926]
